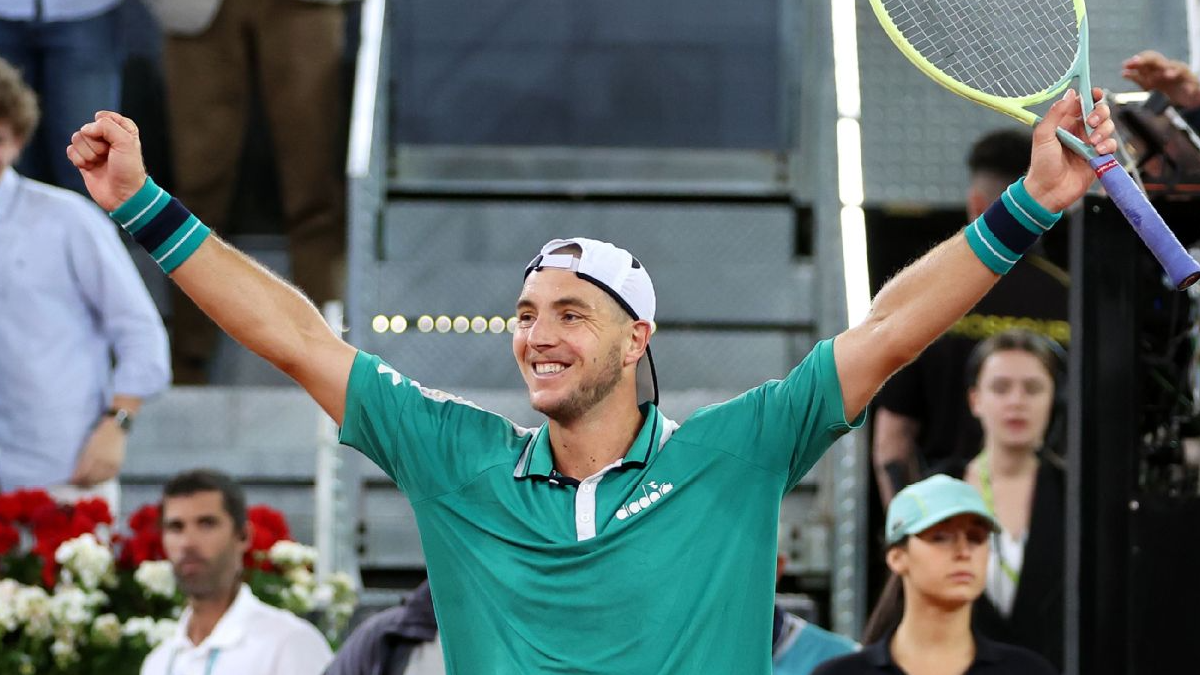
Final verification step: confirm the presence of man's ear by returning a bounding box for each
[238,520,254,554]
[625,320,652,367]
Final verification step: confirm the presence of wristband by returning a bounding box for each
[964,177,1062,274]
[109,177,211,273]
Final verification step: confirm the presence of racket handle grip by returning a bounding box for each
[1089,155,1200,290]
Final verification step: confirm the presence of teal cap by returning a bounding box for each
[885,474,1000,546]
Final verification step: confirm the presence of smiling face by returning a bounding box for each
[888,513,991,610]
[513,268,649,424]
[161,491,250,601]
[969,349,1055,453]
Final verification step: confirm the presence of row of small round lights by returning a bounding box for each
[371,315,517,335]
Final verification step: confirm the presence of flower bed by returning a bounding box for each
[0,489,355,675]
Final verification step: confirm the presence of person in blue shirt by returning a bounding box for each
[774,523,858,674]
[0,58,169,508]
[0,0,123,193]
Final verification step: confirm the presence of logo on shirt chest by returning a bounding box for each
[615,480,674,521]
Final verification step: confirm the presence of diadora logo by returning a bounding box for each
[615,480,674,521]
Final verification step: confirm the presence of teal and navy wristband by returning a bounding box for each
[109,176,211,273]
[964,177,1062,274]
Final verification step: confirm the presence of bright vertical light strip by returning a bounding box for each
[830,1,862,118]
[840,206,871,326]
[831,0,871,327]
[836,118,864,207]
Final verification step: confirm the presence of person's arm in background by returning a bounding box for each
[833,89,1117,421]
[1122,51,1200,109]
[67,198,170,487]
[67,112,357,424]
[871,409,921,506]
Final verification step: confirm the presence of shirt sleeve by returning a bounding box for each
[338,351,531,501]
[67,196,171,398]
[685,339,865,491]
[270,625,334,675]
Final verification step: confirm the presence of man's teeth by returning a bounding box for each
[535,363,566,375]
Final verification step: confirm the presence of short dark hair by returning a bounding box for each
[967,128,1032,184]
[0,58,38,139]
[161,469,248,533]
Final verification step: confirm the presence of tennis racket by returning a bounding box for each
[869,0,1200,290]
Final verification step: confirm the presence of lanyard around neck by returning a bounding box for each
[978,451,1020,585]
[166,646,220,675]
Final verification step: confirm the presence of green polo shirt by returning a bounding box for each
[339,339,863,674]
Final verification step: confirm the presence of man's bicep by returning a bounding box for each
[291,337,358,425]
[832,326,902,422]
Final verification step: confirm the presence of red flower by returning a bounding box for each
[118,504,164,569]
[0,489,55,523]
[119,529,166,568]
[244,505,291,570]
[74,498,112,527]
[0,521,18,555]
[128,504,160,534]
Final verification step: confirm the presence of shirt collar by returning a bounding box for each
[513,403,663,480]
[171,584,260,650]
[865,627,1003,668]
[0,167,19,217]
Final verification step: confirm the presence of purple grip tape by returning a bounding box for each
[1090,155,1200,290]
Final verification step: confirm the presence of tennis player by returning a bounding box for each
[66,90,1114,674]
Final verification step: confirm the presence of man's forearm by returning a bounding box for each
[170,235,336,378]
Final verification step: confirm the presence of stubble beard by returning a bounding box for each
[532,342,625,424]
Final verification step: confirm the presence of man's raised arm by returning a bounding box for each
[67,111,356,424]
[833,89,1117,421]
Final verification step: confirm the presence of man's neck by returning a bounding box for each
[549,399,646,480]
[186,582,240,646]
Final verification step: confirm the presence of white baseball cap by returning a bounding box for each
[524,237,659,405]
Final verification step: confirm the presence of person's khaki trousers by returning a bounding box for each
[163,0,346,383]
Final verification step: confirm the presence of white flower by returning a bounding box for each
[0,579,22,634]
[14,585,52,639]
[326,572,357,605]
[312,583,335,609]
[150,618,177,648]
[122,616,156,641]
[51,637,78,668]
[134,560,177,598]
[91,613,122,648]
[268,540,317,570]
[285,567,314,588]
[55,533,114,590]
[48,586,100,628]
[282,584,315,614]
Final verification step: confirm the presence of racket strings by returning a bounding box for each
[881,0,1079,99]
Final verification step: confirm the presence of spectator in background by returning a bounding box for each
[141,469,333,675]
[816,476,1056,675]
[0,0,123,193]
[774,523,858,674]
[929,330,1066,670]
[325,579,445,675]
[872,128,1070,505]
[0,57,168,510]
[1123,50,1200,112]
[142,0,349,384]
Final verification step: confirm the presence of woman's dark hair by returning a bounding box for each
[862,538,907,644]
[964,328,1064,389]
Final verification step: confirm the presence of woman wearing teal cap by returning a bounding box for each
[812,475,1056,675]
